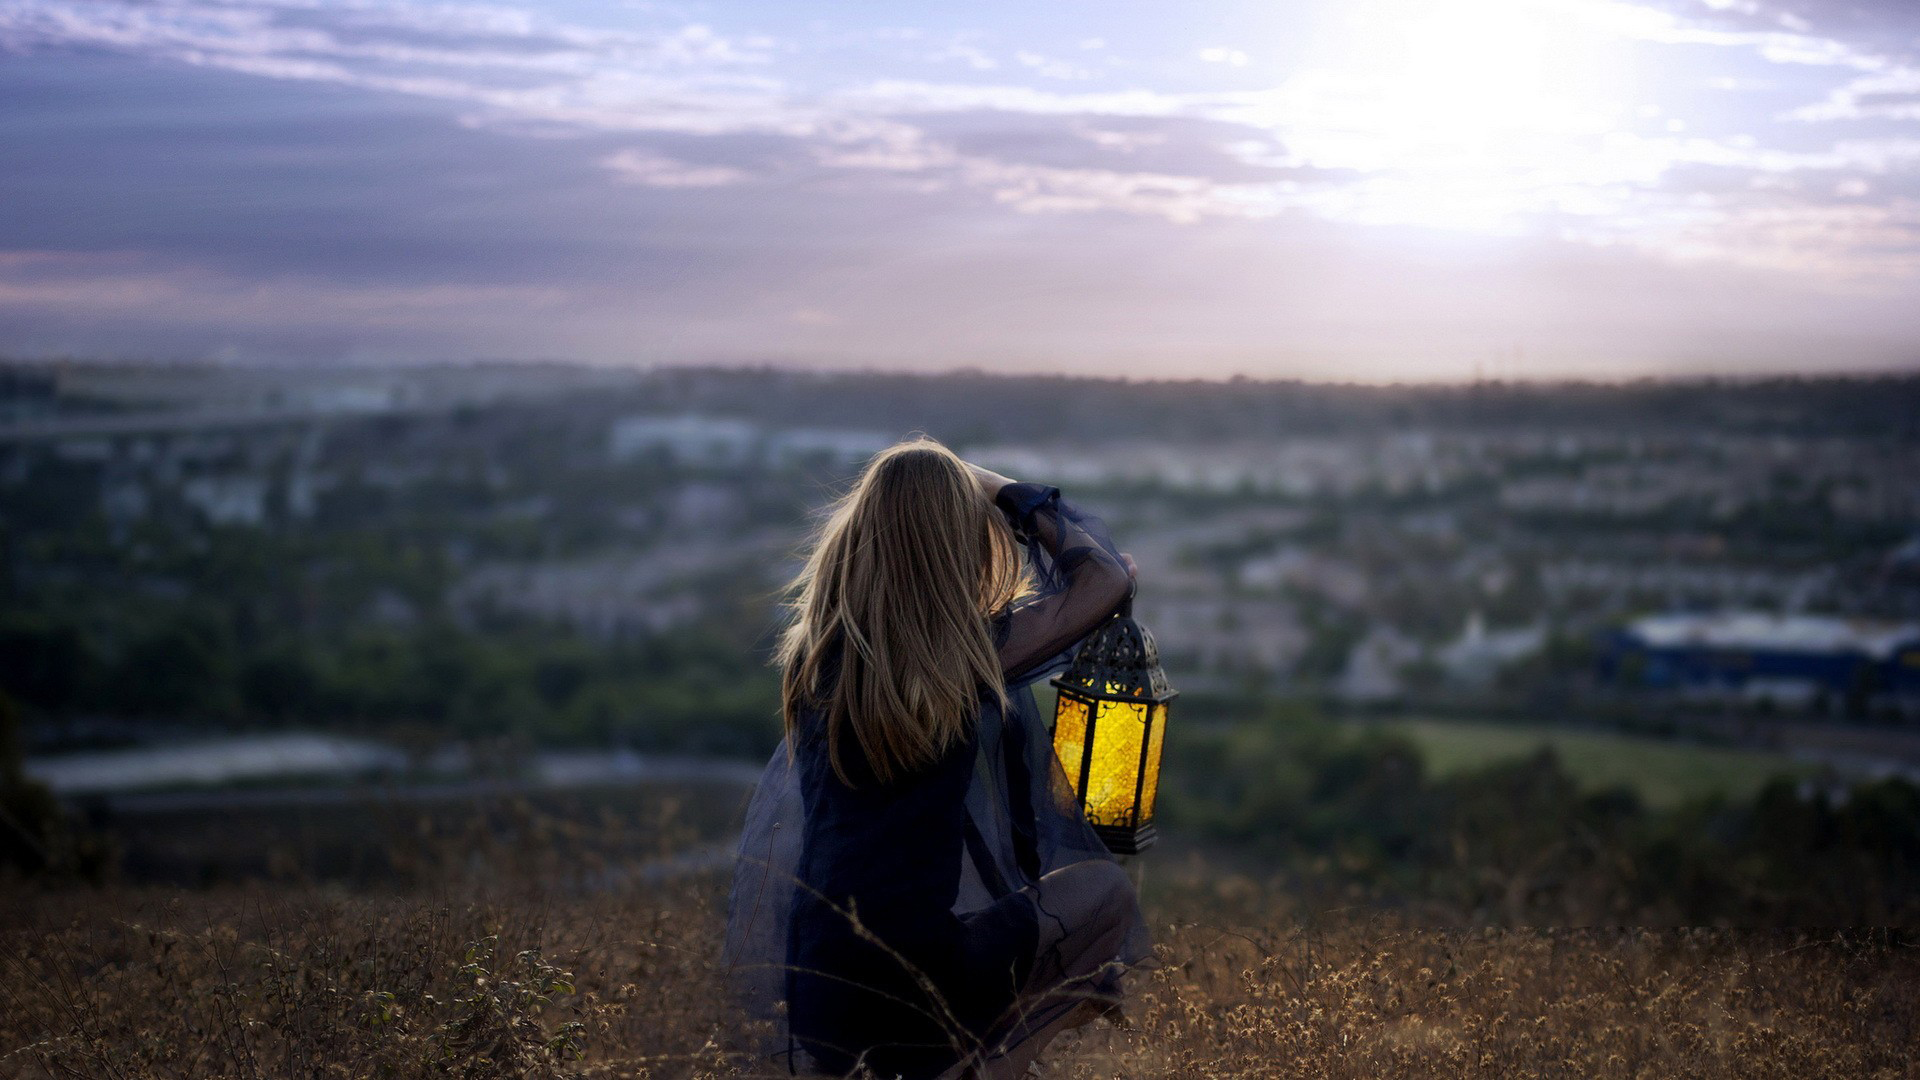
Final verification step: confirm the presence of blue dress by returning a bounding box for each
[725,482,1154,1078]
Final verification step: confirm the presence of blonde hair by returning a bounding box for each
[777,437,1026,785]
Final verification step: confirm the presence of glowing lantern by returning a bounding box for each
[1050,590,1176,855]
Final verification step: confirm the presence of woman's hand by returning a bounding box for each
[1119,553,1138,580]
[964,461,1016,500]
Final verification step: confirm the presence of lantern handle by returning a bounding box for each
[1118,574,1136,618]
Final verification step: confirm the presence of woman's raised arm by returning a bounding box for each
[988,479,1134,684]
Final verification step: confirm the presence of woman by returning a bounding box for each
[724,438,1152,1079]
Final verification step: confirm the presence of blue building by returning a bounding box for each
[1600,611,1920,712]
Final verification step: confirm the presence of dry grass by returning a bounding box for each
[2,865,1915,1080]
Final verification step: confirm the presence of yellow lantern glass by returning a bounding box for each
[1049,595,1176,855]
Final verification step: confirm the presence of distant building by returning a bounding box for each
[292,382,411,414]
[98,475,150,524]
[283,468,323,519]
[54,436,114,463]
[1137,595,1307,675]
[181,474,269,526]
[1436,611,1546,687]
[665,483,743,529]
[608,414,893,470]
[765,427,892,468]
[1599,611,1920,711]
[1885,535,1920,584]
[609,415,759,466]
[1336,625,1423,704]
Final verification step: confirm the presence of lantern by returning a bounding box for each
[1049,588,1176,855]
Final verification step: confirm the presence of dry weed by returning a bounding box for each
[1,869,1913,1079]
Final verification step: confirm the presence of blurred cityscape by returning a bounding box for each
[3,358,1919,916]
[4,361,1920,855]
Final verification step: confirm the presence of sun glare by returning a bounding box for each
[1254,0,1648,231]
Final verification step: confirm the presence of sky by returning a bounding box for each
[1,0,1918,381]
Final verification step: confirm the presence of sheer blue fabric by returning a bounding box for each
[723,483,1154,1077]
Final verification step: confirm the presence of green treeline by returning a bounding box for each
[1167,701,1920,925]
[0,609,779,754]
[6,607,1918,924]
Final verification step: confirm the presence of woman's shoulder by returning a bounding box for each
[986,606,1014,648]
[788,638,844,724]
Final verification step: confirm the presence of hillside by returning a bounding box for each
[2,869,1912,1079]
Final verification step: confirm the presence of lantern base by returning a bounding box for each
[1093,823,1156,856]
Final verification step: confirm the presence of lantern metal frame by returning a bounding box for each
[1049,587,1176,855]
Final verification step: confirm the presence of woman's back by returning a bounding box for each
[724,445,1151,1079]
[785,658,1034,1076]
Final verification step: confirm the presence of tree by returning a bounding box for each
[0,688,100,878]
[0,614,93,711]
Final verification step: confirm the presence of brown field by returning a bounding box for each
[3,862,1916,1080]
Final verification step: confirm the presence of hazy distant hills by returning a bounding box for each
[5,360,1917,444]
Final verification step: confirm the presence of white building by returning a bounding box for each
[608,415,759,466]
[765,427,893,468]
[1435,611,1547,687]
[1337,626,1424,704]
[182,474,269,526]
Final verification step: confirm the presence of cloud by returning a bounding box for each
[0,245,578,362]
[601,149,750,187]
[929,41,998,70]
[0,0,804,137]
[1787,68,1920,121]
[1016,51,1091,80]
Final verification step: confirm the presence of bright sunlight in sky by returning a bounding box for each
[1,0,1917,379]
[1264,0,1645,230]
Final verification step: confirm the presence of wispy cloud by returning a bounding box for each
[601,149,750,187]
[1198,47,1251,67]
[1787,68,1920,121]
[1015,51,1091,81]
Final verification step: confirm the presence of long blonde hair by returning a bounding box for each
[777,437,1026,785]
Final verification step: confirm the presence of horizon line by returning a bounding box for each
[8,353,1920,391]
